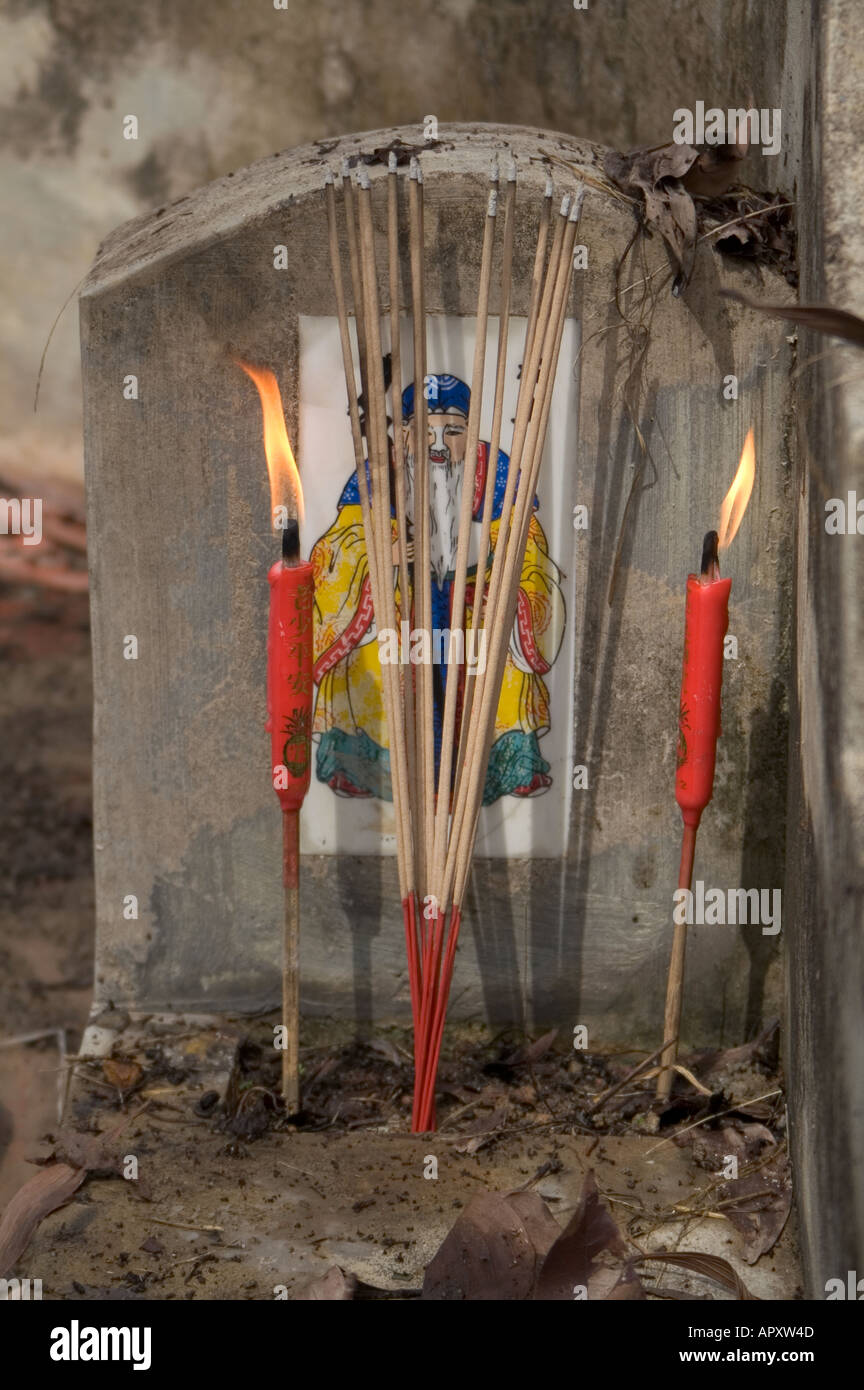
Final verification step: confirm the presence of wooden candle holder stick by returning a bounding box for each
[657,821,698,1100]
[281,808,301,1114]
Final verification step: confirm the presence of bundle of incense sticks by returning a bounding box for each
[325,153,584,1132]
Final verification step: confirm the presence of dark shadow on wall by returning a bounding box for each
[340,852,385,1036]
[541,281,661,1024]
[739,694,788,1037]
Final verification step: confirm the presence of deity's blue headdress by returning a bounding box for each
[401,374,470,421]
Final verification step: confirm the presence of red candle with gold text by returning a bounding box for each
[237,359,314,797]
[267,521,314,809]
[675,428,755,828]
[675,550,731,830]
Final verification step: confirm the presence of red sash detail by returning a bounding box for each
[472,442,487,518]
[313,575,375,684]
[516,588,550,674]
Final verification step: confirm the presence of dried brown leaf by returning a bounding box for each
[722,291,864,347]
[720,1158,792,1264]
[682,143,749,198]
[423,1191,560,1301]
[639,1250,759,1300]
[508,1028,559,1065]
[689,1121,775,1170]
[533,1171,645,1301]
[102,1059,143,1091]
[0,1164,85,1277]
[604,143,701,289]
[36,1131,121,1176]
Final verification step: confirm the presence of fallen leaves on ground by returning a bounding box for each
[0,1107,158,1275]
[506,1028,559,1067]
[532,1172,644,1300]
[221,1037,282,1139]
[687,1120,776,1171]
[0,1164,85,1277]
[637,1250,758,1300]
[102,1058,144,1093]
[33,1127,129,1177]
[423,1190,561,1300]
[717,1157,792,1264]
[421,1173,760,1301]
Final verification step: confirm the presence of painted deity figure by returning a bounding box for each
[310,373,565,804]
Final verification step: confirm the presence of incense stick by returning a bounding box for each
[430,159,498,906]
[387,152,417,830]
[415,193,577,1129]
[408,160,434,913]
[328,169,417,989]
[386,156,423,1028]
[454,160,518,803]
[416,188,585,1129]
[333,167,424,1033]
[471,160,516,635]
[342,159,370,425]
[419,165,499,1105]
[355,171,414,903]
[325,173,381,612]
[324,163,586,1133]
[441,194,572,917]
[454,195,582,900]
[525,173,554,360]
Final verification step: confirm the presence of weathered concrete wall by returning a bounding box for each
[81,123,793,1042]
[4,0,808,487]
[786,0,864,1301]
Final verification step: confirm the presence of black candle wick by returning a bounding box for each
[700,529,719,577]
[282,518,301,563]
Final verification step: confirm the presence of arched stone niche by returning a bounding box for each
[81,123,793,1040]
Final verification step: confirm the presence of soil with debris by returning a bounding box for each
[0,556,93,1209]
[1,1010,796,1300]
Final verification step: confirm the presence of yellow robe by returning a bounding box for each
[311,503,565,802]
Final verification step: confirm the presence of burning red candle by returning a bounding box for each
[674,536,732,830]
[239,360,313,1115]
[675,427,756,828]
[267,522,314,810]
[238,361,314,800]
[658,428,755,1100]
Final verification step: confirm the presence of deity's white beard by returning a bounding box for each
[406,454,464,587]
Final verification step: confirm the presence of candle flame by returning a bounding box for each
[717,427,755,551]
[237,360,304,525]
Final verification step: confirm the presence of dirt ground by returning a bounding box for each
[12,1009,798,1301]
[0,553,801,1301]
[0,575,93,1210]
